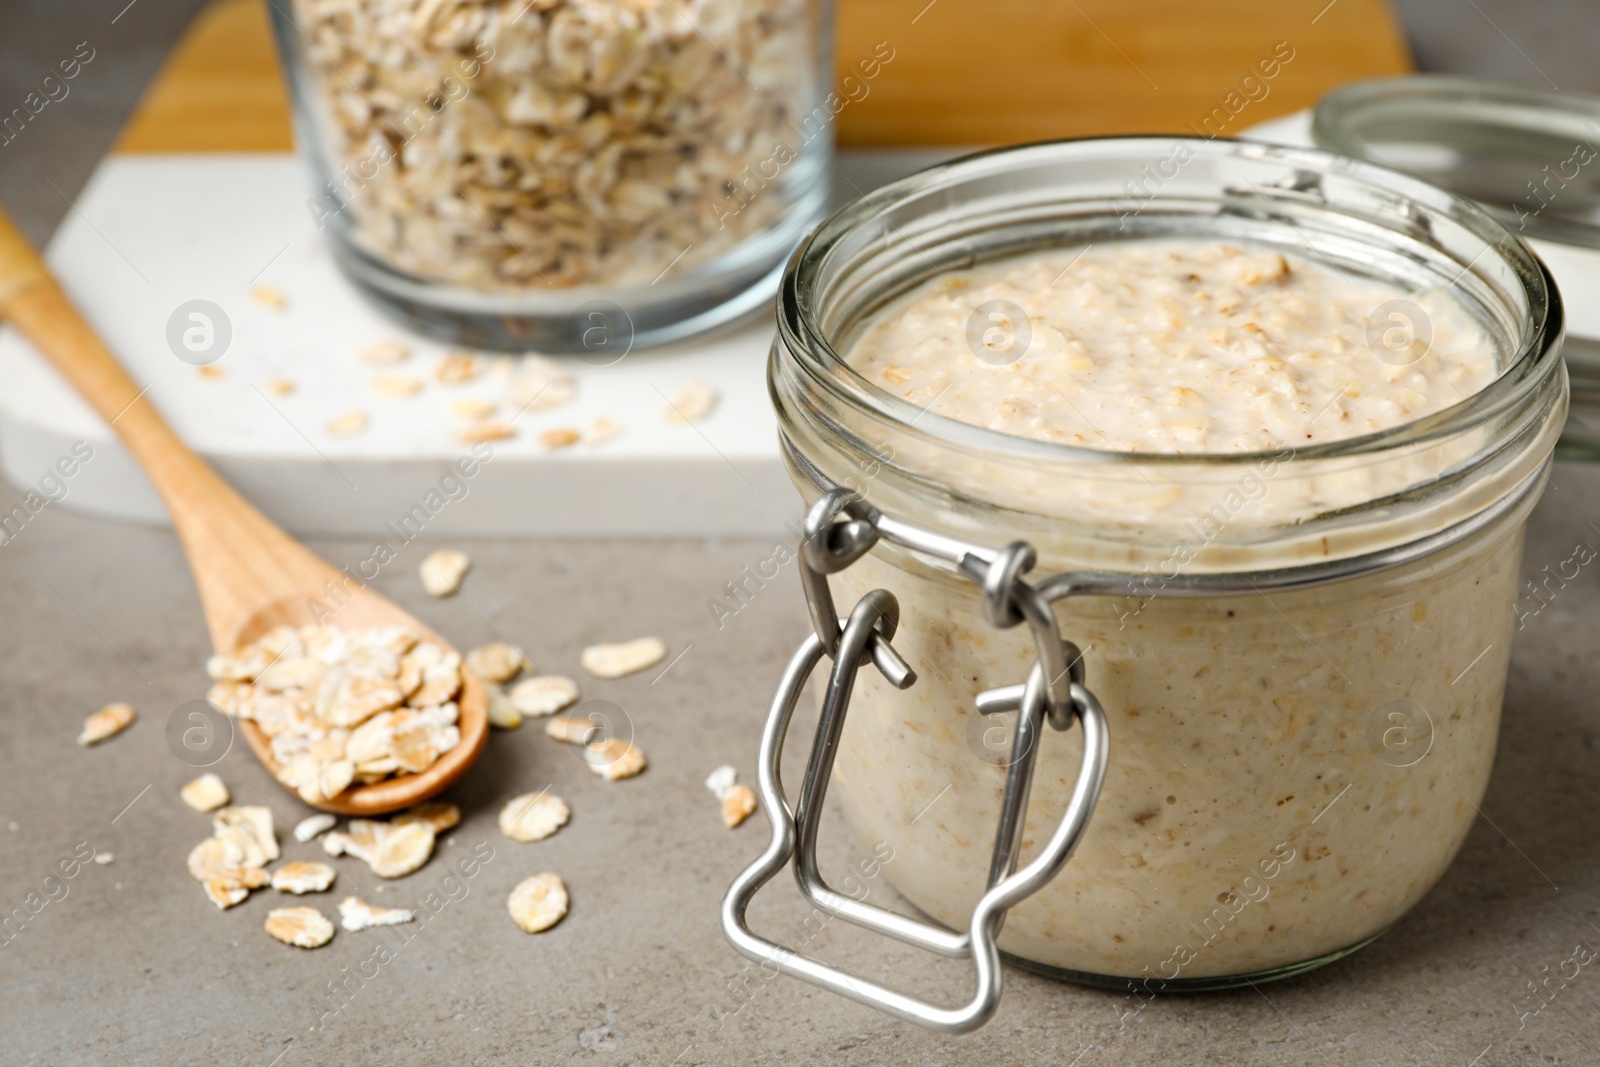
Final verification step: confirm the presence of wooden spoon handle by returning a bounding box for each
[0,208,220,498]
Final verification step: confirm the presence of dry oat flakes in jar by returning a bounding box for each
[722,138,1567,1031]
[270,0,833,350]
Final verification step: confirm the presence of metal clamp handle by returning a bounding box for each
[719,489,1111,1033]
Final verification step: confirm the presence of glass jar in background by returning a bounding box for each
[727,138,1566,1026]
[269,0,833,352]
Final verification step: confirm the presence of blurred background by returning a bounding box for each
[3,0,1595,244]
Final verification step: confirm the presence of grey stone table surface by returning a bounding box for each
[5,2,1600,1065]
[3,459,1600,1067]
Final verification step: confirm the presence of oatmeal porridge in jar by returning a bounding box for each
[755,138,1567,1003]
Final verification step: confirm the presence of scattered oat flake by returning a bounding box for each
[199,864,269,908]
[327,410,368,437]
[581,638,666,679]
[395,802,460,833]
[294,813,337,843]
[204,874,252,909]
[214,807,280,862]
[544,716,597,746]
[467,642,528,684]
[486,684,522,729]
[455,419,514,443]
[271,860,337,894]
[506,356,576,413]
[721,784,758,829]
[261,377,296,396]
[436,352,481,384]
[586,738,647,781]
[370,374,425,398]
[77,703,135,746]
[359,340,411,365]
[419,548,470,596]
[93,852,114,865]
[340,896,415,931]
[664,380,718,423]
[249,284,288,309]
[508,873,568,933]
[498,792,570,843]
[197,364,225,380]
[704,765,738,798]
[371,821,435,878]
[265,905,335,948]
[586,416,622,447]
[449,398,497,420]
[180,773,230,812]
[539,427,581,450]
[509,675,579,718]
[187,838,234,881]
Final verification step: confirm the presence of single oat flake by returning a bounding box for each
[395,802,460,833]
[448,398,497,420]
[359,340,411,366]
[704,765,758,828]
[180,773,230,812]
[485,684,522,730]
[455,420,515,444]
[509,675,579,718]
[77,703,135,746]
[508,873,569,934]
[261,377,296,396]
[506,357,576,414]
[213,806,280,862]
[663,380,719,424]
[205,867,270,909]
[294,813,337,843]
[436,352,481,384]
[369,374,425,399]
[498,792,570,844]
[467,642,528,684]
[419,548,470,596]
[539,427,581,450]
[544,716,598,746]
[326,410,368,437]
[265,905,335,948]
[370,821,436,878]
[271,860,337,894]
[580,638,666,679]
[249,284,288,310]
[586,739,647,782]
[339,896,415,931]
[585,417,623,447]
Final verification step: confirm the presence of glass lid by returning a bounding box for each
[1312,75,1600,250]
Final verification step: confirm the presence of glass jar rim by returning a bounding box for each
[776,135,1563,470]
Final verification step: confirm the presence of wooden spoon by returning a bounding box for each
[0,210,487,815]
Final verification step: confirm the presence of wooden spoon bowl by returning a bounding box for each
[0,211,487,815]
[232,591,489,816]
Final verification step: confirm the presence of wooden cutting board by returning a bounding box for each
[117,0,1411,153]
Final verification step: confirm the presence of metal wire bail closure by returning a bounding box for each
[719,489,1111,1033]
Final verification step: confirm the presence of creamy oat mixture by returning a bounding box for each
[832,516,1520,979]
[849,242,1496,453]
[823,240,1525,980]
